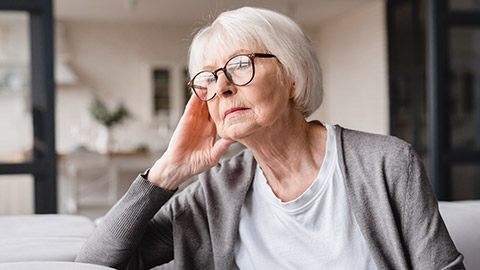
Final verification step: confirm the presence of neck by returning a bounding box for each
[237,107,327,201]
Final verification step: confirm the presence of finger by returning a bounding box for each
[185,95,205,117]
[177,96,204,128]
[184,94,197,110]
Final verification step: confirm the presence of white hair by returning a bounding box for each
[188,6,323,117]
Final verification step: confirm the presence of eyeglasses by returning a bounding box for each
[188,53,276,101]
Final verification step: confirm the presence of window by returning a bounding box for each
[0,11,33,165]
[388,0,480,200]
[388,0,429,167]
[153,69,170,115]
[150,65,191,134]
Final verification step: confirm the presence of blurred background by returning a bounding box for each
[0,0,479,219]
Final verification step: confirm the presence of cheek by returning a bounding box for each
[253,85,289,116]
[207,102,222,127]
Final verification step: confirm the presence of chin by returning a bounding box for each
[220,122,259,141]
[219,130,245,141]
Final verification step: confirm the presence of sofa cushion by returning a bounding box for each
[0,214,94,239]
[0,261,115,270]
[0,215,95,263]
[0,237,88,263]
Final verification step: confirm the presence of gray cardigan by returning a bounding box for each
[75,125,465,269]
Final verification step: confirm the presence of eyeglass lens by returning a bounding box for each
[192,55,254,101]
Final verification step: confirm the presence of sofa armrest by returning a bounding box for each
[0,261,114,270]
[438,200,480,270]
[0,214,95,263]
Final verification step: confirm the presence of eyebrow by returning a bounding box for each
[202,50,251,71]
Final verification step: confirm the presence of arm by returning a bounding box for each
[75,96,234,269]
[75,175,176,269]
[402,146,465,269]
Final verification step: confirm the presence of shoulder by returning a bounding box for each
[334,125,422,194]
[334,126,428,217]
[335,125,415,167]
[336,125,411,154]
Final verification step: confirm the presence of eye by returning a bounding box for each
[193,71,216,90]
[238,60,251,69]
[227,57,251,72]
[194,85,207,91]
[208,76,217,83]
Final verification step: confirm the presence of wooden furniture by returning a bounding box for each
[58,151,160,214]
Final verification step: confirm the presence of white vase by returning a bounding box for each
[96,126,114,154]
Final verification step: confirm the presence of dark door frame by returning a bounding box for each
[427,0,480,200]
[0,0,57,213]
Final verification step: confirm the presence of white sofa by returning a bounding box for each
[438,200,480,270]
[0,201,478,269]
[0,215,112,269]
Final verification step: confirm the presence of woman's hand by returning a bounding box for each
[146,96,235,190]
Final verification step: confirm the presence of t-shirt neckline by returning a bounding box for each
[254,123,337,213]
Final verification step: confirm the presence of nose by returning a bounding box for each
[215,70,237,98]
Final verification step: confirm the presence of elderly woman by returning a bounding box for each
[76,7,464,270]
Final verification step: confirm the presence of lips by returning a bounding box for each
[224,107,250,118]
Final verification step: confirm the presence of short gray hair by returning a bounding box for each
[188,6,323,117]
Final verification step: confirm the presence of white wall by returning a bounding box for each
[309,0,389,135]
[56,21,193,153]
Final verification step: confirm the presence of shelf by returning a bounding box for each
[0,88,29,97]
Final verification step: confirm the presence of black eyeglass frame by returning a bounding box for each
[188,53,276,101]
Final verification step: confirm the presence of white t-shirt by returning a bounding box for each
[234,124,377,269]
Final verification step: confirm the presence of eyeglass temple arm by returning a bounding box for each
[252,53,276,58]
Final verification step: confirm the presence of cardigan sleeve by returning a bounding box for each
[402,146,465,270]
[75,175,177,269]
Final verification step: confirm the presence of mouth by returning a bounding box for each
[224,107,250,119]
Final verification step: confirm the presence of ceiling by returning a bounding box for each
[54,0,375,27]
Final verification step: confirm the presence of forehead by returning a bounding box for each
[202,50,248,69]
[198,27,264,69]
[201,44,260,70]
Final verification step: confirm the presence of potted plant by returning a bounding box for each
[89,98,130,153]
